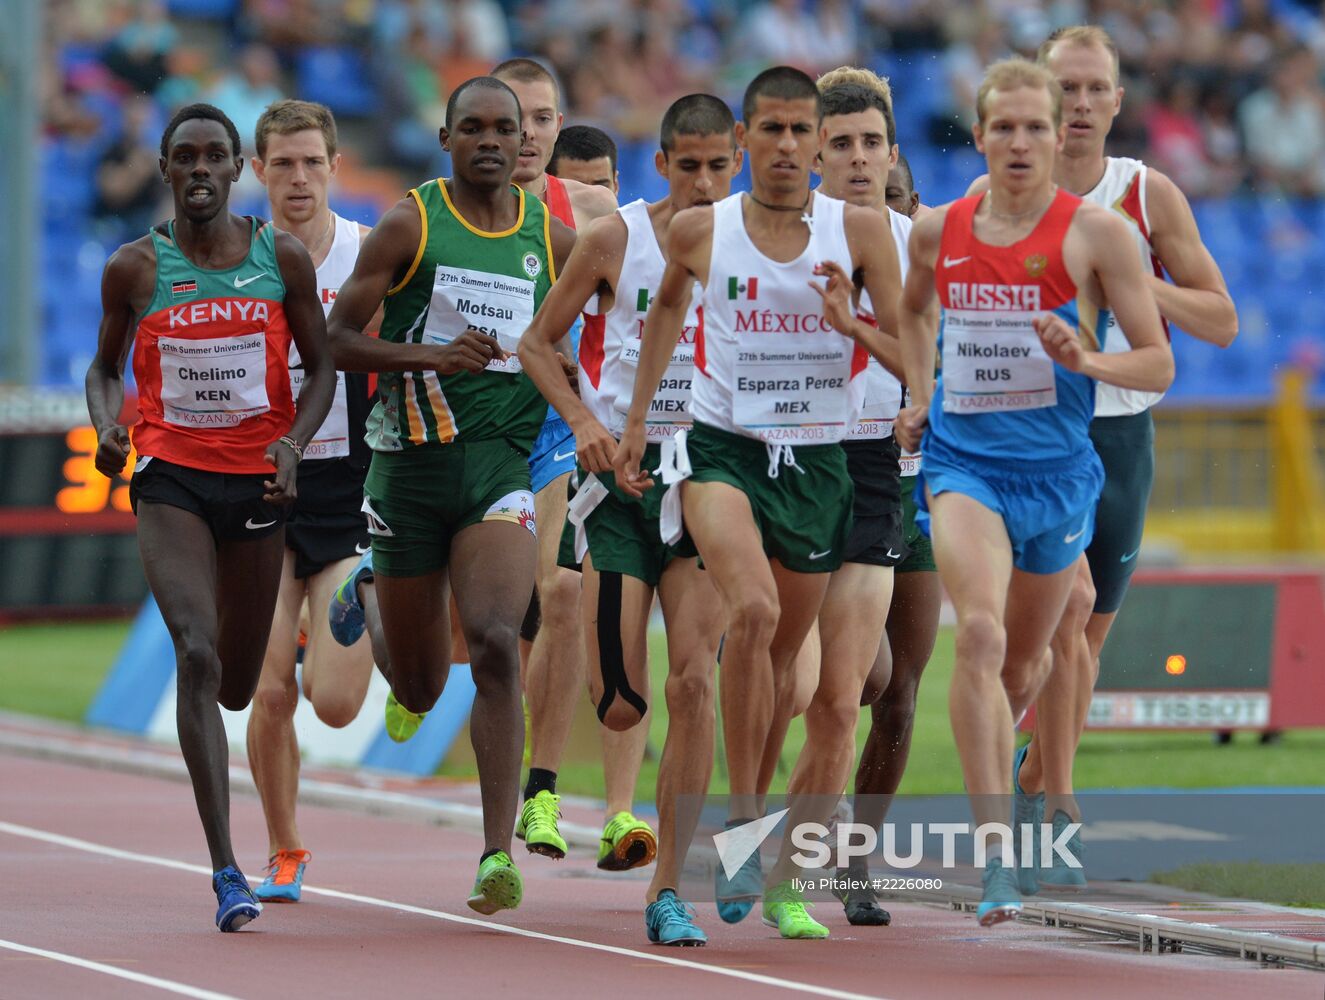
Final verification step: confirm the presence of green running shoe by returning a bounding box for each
[467,852,523,915]
[762,880,829,939]
[516,790,567,859]
[597,811,657,871]
[384,690,425,743]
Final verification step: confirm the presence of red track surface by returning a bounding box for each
[1,753,1321,1000]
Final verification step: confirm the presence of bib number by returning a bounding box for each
[615,341,694,439]
[289,367,349,459]
[732,334,850,443]
[941,309,1057,413]
[850,358,901,440]
[422,265,536,374]
[159,334,269,427]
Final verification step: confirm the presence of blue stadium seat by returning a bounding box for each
[296,47,378,118]
[167,0,239,17]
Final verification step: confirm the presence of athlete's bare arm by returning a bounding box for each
[87,238,157,478]
[518,214,624,472]
[613,205,712,497]
[821,205,905,375]
[564,177,619,229]
[1039,207,1173,392]
[1144,170,1238,347]
[327,197,501,374]
[894,208,946,453]
[965,175,991,198]
[269,230,336,502]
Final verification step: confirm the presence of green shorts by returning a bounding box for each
[897,474,936,574]
[557,444,677,586]
[683,422,853,574]
[364,438,535,577]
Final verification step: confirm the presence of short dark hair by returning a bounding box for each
[659,93,736,154]
[445,76,521,131]
[491,57,561,108]
[550,125,618,175]
[820,82,897,149]
[160,103,242,160]
[889,152,915,198]
[741,66,821,124]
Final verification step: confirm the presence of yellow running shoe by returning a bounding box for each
[516,790,567,859]
[467,851,523,915]
[762,880,829,939]
[384,690,425,743]
[597,811,657,871]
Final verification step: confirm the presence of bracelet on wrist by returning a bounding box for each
[278,435,304,461]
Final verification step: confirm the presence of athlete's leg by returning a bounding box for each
[450,519,539,855]
[247,549,307,854]
[646,557,723,902]
[373,570,451,715]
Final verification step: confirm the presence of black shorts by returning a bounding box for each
[843,437,906,566]
[129,456,286,543]
[1086,410,1155,614]
[286,460,370,579]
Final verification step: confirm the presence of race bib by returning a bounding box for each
[849,360,901,441]
[159,333,269,427]
[941,309,1057,413]
[422,265,536,374]
[289,367,349,459]
[899,452,922,478]
[615,340,694,440]
[732,334,850,443]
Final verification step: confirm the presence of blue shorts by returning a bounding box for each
[915,441,1104,575]
[529,408,576,494]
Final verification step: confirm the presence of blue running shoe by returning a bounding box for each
[1038,809,1087,890]
[977,859,1022,927]
[328,549,374,647]
[715,847,762,924]
[213,866,262,931]
[254,849,311,902]
[1012,741,1044,896]
[645,889,707,946]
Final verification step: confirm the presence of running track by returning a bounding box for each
[1,753,1321,999]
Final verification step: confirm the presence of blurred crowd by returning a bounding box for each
[41,0,1325,220]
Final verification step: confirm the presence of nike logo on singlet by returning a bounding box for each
[234,273,267,288]
[942,255,971,268]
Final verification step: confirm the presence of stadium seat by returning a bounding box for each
[296,47,378,118]
[166,0,239,17]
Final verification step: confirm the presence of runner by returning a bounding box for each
[244,99,376,904]
[894,58,1173,926]
[519,93,741,946]
[85,103,335,931]
[842,147,945,926]
[489,58,654,870]
[324,77,575,914]
[968,26,1237,892]
[549,124,620,192]
[614,66,904,939]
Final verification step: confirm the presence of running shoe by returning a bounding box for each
[832,867,892,926]
[1037,809,1087,890]
[714,845,762,924]
[977,859,1022,927]
[384,689,425,743]
[762,880,829,939]
[1012,741,1045,896]
[645,889,707,946]
[328,548,374,647]
[466,851,523,914]
[254,848,311,903]
[213,866,262,932]
[516,790,567,859]
[597,811,657,871]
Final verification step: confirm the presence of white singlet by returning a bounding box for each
[1086,157,1167,418]
[848,206,913,441]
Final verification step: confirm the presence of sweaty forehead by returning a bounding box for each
[264,129,331,160]
[750,95,819,124]
[170,118,232,150]
[822,108,888,138]
[456,86,521,123]
[986,86,1055,120]
[501,77,558,115]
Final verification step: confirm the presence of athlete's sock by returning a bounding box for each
[524,767,557,801]
[480,848,504,864]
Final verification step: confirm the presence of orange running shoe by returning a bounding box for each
[255,849,312,902]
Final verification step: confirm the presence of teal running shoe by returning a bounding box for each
[715,847,762,924]
[645,889,707,946]
[254,849,311,903]
[1012,741,1044,896]
[467,851,523,914]
[1038,809,1087,890]
[213,866,261,931]
[977,859,1022,927]
[328,548,374,647]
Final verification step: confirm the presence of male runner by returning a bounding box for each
[894,58,1172,925]
[325,77,575,914]
[519,94,741,946]
[244,98,376,903]
[86,103,334,930]
[549,124,620,192]
[840,148,945,925]
[964,27,1236,892]
[489,58,653,868]
[615,66,904,939]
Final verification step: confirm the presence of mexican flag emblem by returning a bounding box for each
[727,276,758,300]
[636,288,652,312]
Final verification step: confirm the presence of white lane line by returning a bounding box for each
[0,939,240,1000]
[0,820,886,1000]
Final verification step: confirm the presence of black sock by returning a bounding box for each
[480,848,503,864]
[524,767,557,801]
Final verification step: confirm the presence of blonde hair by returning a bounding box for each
[1037,25,1121,85]
[976,58,1063,127]
[255,99,338,160]
[816,66,893,114]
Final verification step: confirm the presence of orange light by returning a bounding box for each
[1165,654,1187,676]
